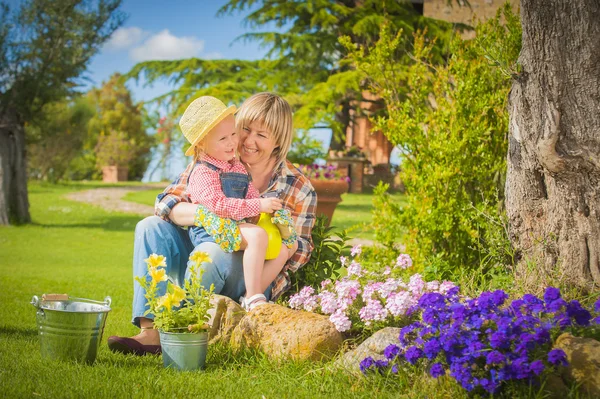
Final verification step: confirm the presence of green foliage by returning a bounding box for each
[346,5,521,279]
[288,215,351,295]
[88,73,154,180]
[0,0,124,121]
[287,130,327,166]
[26,96,95,182]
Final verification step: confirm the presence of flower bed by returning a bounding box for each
[360,286,600,394]
[288,247,456,333]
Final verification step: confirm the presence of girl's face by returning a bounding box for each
[238,120,277,166]
[203,115,238,162]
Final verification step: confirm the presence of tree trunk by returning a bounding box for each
[506,0,600,290]
[0,109,31,225]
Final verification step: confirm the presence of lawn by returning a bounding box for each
[0,182,434,399]
[0,182,576,398]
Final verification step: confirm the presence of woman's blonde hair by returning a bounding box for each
[235,92,293,167]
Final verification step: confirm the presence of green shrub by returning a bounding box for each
[287,215,351,296]
[344,5,521,279]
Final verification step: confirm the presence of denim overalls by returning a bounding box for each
[189,161,251,247]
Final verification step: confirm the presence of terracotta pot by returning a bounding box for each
[101,166,129,183]
[310,179,349,226]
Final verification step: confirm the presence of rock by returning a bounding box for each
[554,333,600,397]
[542,375,569,399]
[207,294,246,345]
[334,327,401,374]
[230,303,343,361]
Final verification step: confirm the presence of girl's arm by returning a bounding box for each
[168,202,198,226]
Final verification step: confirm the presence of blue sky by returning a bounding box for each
[87,0,271,101]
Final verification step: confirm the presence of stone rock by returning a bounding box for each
[554,333,600,397]
[230,303,343,361]
[207,294,246,345]
[334,327,401,374]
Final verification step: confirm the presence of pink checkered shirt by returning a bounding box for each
[188,154,260,220]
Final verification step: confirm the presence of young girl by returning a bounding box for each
[180,95,295,311]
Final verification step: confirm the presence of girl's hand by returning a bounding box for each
[259,198,283,213]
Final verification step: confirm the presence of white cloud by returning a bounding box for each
[130,29,205,62]
[104,27,148,51]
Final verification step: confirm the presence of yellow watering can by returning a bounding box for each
[257,213,282,260]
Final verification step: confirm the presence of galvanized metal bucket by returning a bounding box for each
[31,294,111,364]
[159,330,208,371]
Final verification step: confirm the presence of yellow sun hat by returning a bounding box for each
[180,96,237,156]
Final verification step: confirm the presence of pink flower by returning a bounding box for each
[395,253,413,269]
[359,299,388,324]
[351,245,362,257]
[318,291,338,314]
[330,310,352,332]
[379,278,401,299]
[320,279,332,289]
[426,281,440,291]
[347,261,363,277]
[383,266,391,276]
[334,279,361,301]
[385,291,416,317]
[339,256,347,267]
[408,273,425,295]
[439,281,457,294]
[362,282,384,301]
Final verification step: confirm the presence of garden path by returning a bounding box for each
[66,184,163,216]
[66,185,374,246]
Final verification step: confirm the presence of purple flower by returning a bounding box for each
[566,300,592,326]
[543,287,561,303]
[480,378,499,394]
[359,356,375,373]
[404,346,423,365]
[430,363,445,378]
[423,337,441,359]
[384,344,400,360]
[547,349,568,366]
[350,244,362,257]
[486,350,506,365]
[594,298,600,313]
[530,360,545,376]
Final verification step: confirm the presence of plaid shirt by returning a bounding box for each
[156,159,317,300]
[188,154,260,220]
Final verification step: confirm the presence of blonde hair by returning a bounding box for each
[193,140,206,161]
[235,92,293,167]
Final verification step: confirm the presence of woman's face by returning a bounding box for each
[238,120,277,166]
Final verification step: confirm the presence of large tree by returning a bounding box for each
[506,0,600,290]
[0,0,124,225]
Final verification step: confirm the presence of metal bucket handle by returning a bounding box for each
[30,294,111,309]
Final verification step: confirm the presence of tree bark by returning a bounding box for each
[0,108,31,225]
[506,0,600,289]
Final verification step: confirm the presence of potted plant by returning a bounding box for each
[297,164,350,226]
[95,130,134,182]
[135,252,214,371]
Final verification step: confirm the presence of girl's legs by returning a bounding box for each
[238,223,268,306]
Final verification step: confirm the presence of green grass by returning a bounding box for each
[0,182,588,398]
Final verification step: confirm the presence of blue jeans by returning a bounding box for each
[131,216,272,327]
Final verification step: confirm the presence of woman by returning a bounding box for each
[108,92,317,356]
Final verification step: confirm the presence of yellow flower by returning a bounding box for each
[157,294,175,310]
[145,254,166,268]
[149,266,168,284]
[172,285,186,303]
[189,251,212,265]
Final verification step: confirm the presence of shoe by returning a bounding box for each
[240,293,268,311]
[107,335,161,356]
